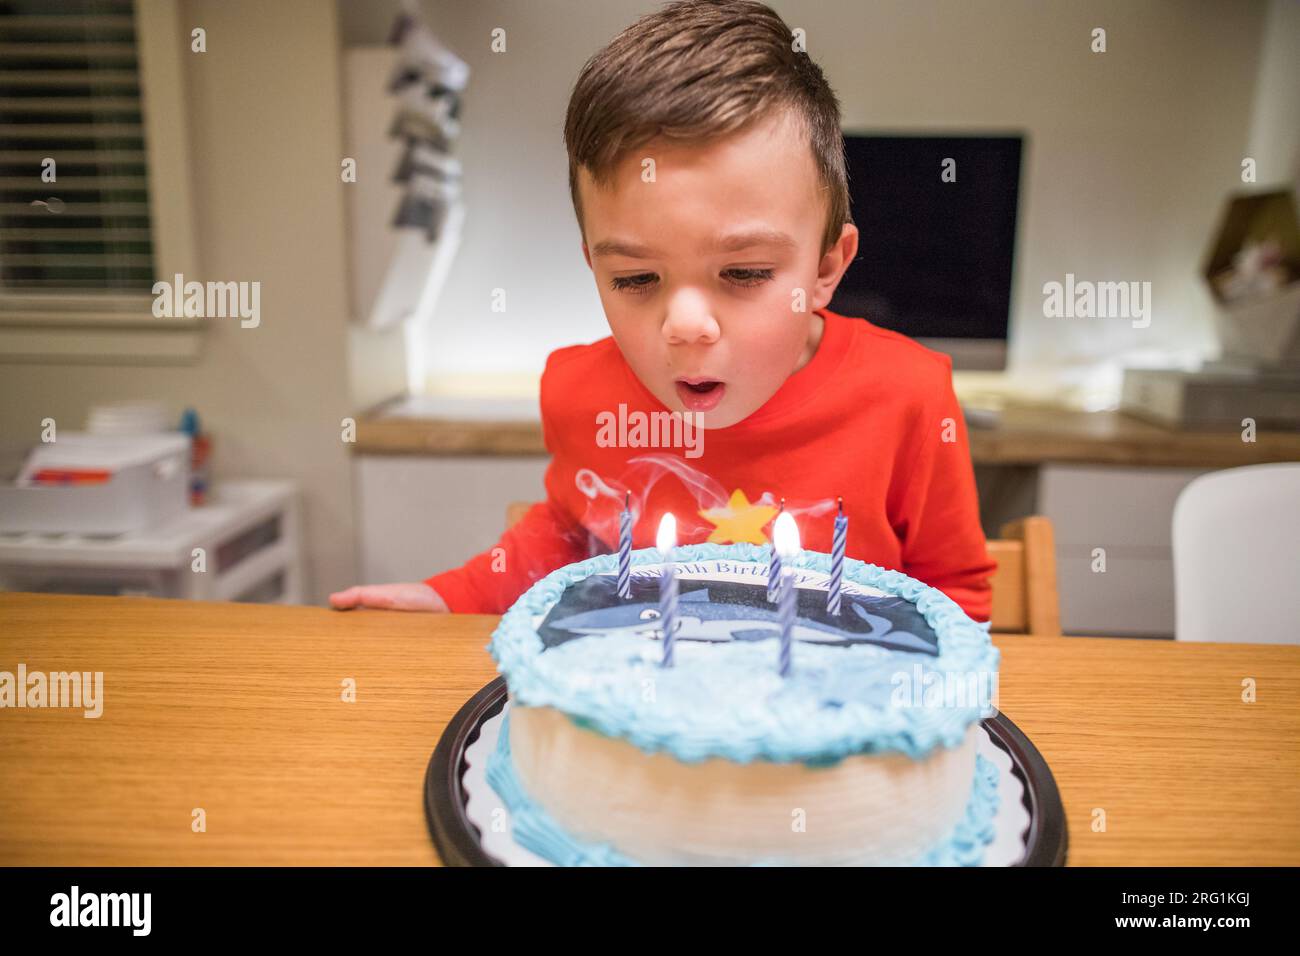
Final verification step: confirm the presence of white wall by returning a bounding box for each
[340,0,1286,392]
[1246,0,1300,193]
[0,0,361,604]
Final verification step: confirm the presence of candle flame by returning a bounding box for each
[773,511,800,558]
[656,512,677,553]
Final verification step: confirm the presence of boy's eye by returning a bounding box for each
[723,268,775,287]
[610,273,657,294]
[609,268,775,294]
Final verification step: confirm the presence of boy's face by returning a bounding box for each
[579,108,859,429]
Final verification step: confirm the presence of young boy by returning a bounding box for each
[330,0,995,621]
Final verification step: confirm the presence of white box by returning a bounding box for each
[0,433,190,535]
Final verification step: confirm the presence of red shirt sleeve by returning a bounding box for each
[424,497,591,614]
[893,356,997,622]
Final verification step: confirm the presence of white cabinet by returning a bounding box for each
[1038,465,1209,636]
[355,455,548,585]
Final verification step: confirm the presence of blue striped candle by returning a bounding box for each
[773,511,800,677]
[767,498,785,602]
[617,493,632,599]
[778,565,795,677]
[657,513,679,667]
[766,548,781,602]
[827,498,847,615]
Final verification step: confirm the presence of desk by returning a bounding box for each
[1,593,1297,866]
[352,404,1300,467]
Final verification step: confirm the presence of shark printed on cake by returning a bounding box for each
[539,571,939,656]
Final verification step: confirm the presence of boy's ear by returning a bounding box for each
[812,223,860,311]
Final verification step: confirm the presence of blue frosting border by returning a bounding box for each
[484,707,1002,867]
[487,542,999,764]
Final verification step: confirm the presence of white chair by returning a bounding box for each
[1172,463,1300,644]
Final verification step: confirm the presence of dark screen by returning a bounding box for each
[829,135,1023,342]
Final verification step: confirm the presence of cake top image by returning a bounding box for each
[489,543,999,765]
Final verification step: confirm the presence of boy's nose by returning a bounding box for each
[662,301,721,345]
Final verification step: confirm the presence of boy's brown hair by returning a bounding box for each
[564,0,852,258]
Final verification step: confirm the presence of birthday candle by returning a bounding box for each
[773,511,800,677]
[657,513,679,667]
[617,490,632,599]
[766,498,785,602]
[766,548,781,603]
[827,496,847,615]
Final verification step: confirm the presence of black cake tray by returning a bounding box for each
[425,676,1068,867]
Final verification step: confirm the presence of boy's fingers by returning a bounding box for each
[329,586,362,609]
[330,584,421,611]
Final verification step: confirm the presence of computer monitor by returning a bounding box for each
[829,133,1025,370]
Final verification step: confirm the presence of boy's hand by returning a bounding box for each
[328,582,449,613]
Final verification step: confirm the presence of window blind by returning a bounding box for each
[0,0,156,294]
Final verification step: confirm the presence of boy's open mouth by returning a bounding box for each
[674,377,726,413]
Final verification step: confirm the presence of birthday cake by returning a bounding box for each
[484,542,1001,866]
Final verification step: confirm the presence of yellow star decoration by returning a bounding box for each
[698,489,779,545]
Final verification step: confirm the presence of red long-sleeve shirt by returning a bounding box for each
[426,308,996,621]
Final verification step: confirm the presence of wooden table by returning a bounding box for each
[2,592,1297,866]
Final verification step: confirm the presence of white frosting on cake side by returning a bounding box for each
[507,701,980,866]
